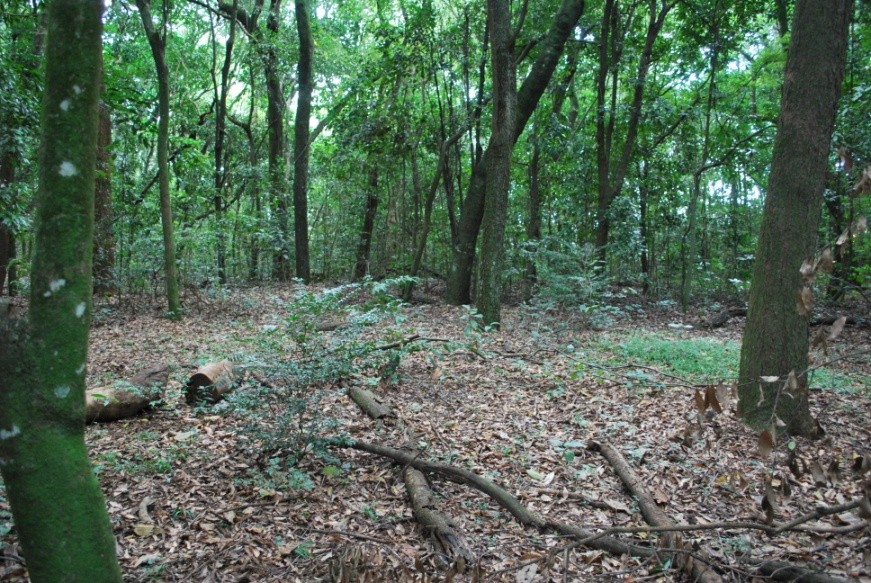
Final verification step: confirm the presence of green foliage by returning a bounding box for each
[613,332,740,382]
[524,237,608,308]
[219,279,416,488]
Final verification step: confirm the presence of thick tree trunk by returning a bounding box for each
[0,2,123,580]
[137,0,182,318]
[476,0,516,326]
[446,0,585,305]
[737,0,850,436]
[93,100,116,296]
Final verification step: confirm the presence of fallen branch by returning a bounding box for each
[590,440,722,583]
[348,385,394,420]
[337,439,655,560]
[748,560,851,583]
[403,466,474,572]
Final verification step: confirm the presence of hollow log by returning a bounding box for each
[348,385,393,419]
[590,440,722,583]
[86,363,169,422]
[185,360,234,405]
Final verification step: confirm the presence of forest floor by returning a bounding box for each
[1,283,870,582]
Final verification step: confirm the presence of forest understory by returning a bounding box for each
[1,285,869,582]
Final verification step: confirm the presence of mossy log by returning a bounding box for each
[185,360,234,405]
[86,363,169,423]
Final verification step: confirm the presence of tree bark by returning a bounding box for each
[136,0,182,318]
[0,2,123,580]
[93,99,116,296]
[293,0,313,282]
[446,0,585,305]
[353,166,379,280]
[737,0,851,436]
[265,0,290,281]
[213,0,238,285]
[476,0,517,326]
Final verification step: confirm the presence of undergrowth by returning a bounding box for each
[584,331,868,393]
[217,277,423,490]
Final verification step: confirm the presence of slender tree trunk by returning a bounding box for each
[354,166,379,280]
[136,0,182,318]
[446,0,585,305]
[93,100,116,295]
[213,0,238,285]
[638,160,650,293]
[595,0,672,264]
[737,0,850,436]
[0,153,14,296]
[264,0,290,281]
[680,17,720,309]
[522,136,541,303]
[476,0,516,326]
[0,2,123,580]
[293,0,313,282]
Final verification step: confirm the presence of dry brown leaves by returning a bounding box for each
[1,287,869,582]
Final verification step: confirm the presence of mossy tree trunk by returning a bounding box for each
[476,0,516,326]
[0,2,122,581]
[136,0,182,318]
[737,0,850,436]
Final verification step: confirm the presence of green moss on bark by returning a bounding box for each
[0,1,123,581]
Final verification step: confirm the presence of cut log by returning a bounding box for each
[403,466,473,572]
[348,385,393,419]
[86,363,169,423]
[185,360,234,405]
[590,440,722,583]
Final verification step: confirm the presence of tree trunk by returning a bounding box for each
[446,0,585,305]
[137,0,182,318]
[737,0,850,436]
[354,166,379,280]
[595,0,672,264]
[0,2,123,580]
[213,0,238,285]
[93,100,116,296]
[476,0,516,326]
[523,138,542,303]
[265,0,290,281]
[293,0,312,282]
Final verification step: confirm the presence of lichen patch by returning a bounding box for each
[59,161,79,176]
[0,425,21,440]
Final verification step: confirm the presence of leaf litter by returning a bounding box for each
[0,286,869,582]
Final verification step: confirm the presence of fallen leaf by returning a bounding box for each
[758,430,775,457]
